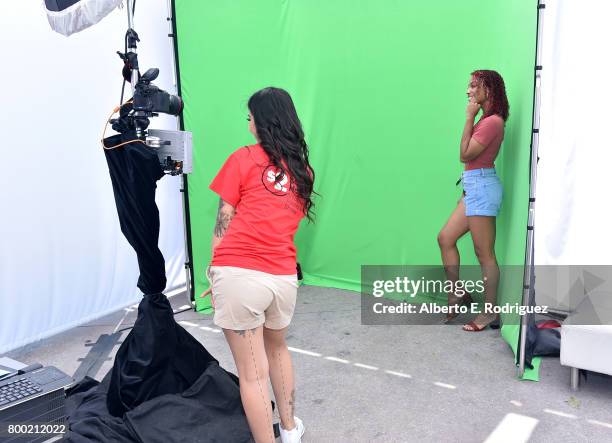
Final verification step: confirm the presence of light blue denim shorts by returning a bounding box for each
[461,168,503,217]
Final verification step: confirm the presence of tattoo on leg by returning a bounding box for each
[278,351,288,421]
[289,389,295,419]
[246,331,274,442]
[277,350,296,424]
[232,328,258,338]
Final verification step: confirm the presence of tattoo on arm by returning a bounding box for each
[214,198,234,238]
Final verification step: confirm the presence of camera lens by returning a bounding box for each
[168,95,183,116]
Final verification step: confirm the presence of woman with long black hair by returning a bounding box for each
[202,87,314,442]
[438,70,509,332]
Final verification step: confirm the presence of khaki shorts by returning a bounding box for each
[207,266,298,330]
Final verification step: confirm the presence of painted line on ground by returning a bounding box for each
[200,326,222,333]
[385,370,412,378]
[543,409,577,419]
[324,356,350,364]
[434,382,457,390]
[586,419,612,429]
[182,328,612,434]
[287,347,322,357]
[484,413,539,443]
[191,333,460,393]
[354,363,378,371]
[179,321,199,328]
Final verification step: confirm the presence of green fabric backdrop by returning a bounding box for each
[175,0,538,377]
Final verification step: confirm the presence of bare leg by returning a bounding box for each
[438,198,470,311]
[465,215,499,330]
[224,327,275,443]
[263,326,296,431]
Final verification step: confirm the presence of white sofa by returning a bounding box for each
[560,291,612,390]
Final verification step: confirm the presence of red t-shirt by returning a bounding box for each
[465,114,505,170]
[209,144,305,275]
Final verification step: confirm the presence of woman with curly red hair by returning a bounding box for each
[437,70,509,331]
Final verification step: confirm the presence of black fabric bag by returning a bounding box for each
[103,133,166,295]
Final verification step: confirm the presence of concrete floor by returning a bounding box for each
[6,286,612,443]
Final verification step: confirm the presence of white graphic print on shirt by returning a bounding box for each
[266,169,288,193]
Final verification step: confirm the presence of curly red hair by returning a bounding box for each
[471,70,510,121]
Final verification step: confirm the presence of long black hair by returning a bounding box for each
[248,87,316,221]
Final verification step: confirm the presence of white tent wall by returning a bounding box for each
[0,1,186,354]
[535,0,612,269]
[533,0,612,313]
[532,1,612,386]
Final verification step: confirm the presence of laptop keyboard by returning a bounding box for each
[0,377,43,406]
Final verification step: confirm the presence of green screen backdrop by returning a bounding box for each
[175,1,538,376]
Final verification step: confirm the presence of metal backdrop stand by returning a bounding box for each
[166,0,195,306]
[518,0,545,378]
